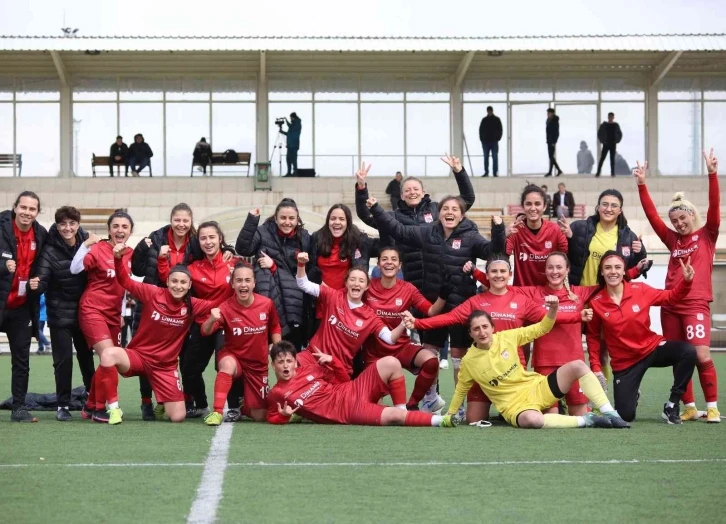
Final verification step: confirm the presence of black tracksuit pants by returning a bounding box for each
[0,305,33,410]
[49,325,95,407]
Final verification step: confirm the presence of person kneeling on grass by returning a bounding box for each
[201,263,282,426]
[93,243,222,425]
[448,295,630,429]
[267,341,457,428]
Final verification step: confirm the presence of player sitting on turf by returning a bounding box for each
[267,341,457,428]
[448,295,630,429]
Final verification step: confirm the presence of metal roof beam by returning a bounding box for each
[650,50,682,87]
[49,50,69,87]
[453,51,475,87]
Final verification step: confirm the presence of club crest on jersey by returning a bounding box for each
[181,307,187,315]
[424,213,433,223]
[106,269,116,279]
[632,304,640,313]
[354,249,361,259]
[307,375,314,381]
[201,277,207,282]
[151,311,161,320]
[355,319,363,327]
[544,241,552,249]
[260,312,267,320]
[395,298,403,306]
[621,246,630,257]
[697,313,704,321]
[452,239,461,250]
[30,241,36,250]
[510,302,518,309]
[692,235,699,241]
[501,350,510,360]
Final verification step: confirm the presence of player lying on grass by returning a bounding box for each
[266,341,458,427]
[92,243,221,425]
[447,295,630,429]
[201,263,282,426]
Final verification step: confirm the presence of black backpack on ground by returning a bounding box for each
[223,149,238,163]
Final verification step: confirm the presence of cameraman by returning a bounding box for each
[279,112,302,176]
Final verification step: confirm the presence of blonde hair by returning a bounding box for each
[668,192,702,230]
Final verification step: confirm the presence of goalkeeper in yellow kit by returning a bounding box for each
[448,295,630,429]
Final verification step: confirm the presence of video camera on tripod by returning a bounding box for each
[274,117,286,127]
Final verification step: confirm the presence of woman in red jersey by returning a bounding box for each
[201,263,282,426]
[586,251,697,424]
[296,253,406,378]
[70,210,134,423]
[634,150,721,423]
[93,244,222,425]
[158,221,237,419]
[363,247,446,411]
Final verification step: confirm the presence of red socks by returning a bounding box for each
[87,372,100,409]
[389,376,407,406]
[213,372,234,415]
[407,358,438,406]
[141,396,152,405]
[97,365,119,405]
[404,411,434,426]
[682,360,719,404]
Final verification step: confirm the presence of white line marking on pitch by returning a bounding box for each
[2,458,725,468]
[186,423,234,524]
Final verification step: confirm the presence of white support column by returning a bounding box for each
[256,51,269,167]
[60,86,73,177]
[450,52,475,164]
[646,83,658,176]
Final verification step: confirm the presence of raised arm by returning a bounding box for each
[369,201,424,247]
[235,210,263,257]
[634,161,671,244]
[513,296,558,347]
[651,258,694,307]
[131,236,152,277]
[69,234,100,275]
[354,162,378,229]
[113,245,156,304]
[295,252,320,297]
[473,219,505,259]
[703,149,721,233]
[442,154,475,210]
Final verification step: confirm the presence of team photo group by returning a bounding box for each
[0,149,720,430]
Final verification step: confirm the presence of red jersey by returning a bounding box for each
[363,278,432,360]
[79,241,133,323]
[266,356,352,425]
[586,279,692,372]
[6,222,37,309]
[307,286,388,374]
[166,229,190,267]
[506,220,568,286]
[158,250,235,325]
[115,257,216,367]
[638,172,720,306]
[208,294,282,373]
[515,285,597,367]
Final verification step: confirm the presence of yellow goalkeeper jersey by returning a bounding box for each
[447,315,556,417]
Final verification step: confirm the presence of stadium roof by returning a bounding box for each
[1,33,726,52]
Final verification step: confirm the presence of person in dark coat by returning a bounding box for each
[235,198,311,350]
[553,182,576,219]
[545,108,562,177]
[280,112,302,176]
[368,193,505,405]
[577,140,595,174]
[109,136,129,177]
[32,206,95,421]
[192,137,212,176]
[0,191,48,422]
[128,133,153,177]
[354,156,476,294]
[479,106,503,177]
[385,172,403,210]
[596,112,623,177]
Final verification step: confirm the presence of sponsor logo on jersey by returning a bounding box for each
[672,245,698,258]
[697,313,704,321]
[181,307,187,315]
[354,249,361,259]
[424,213,433,223]
[294,398,304,407]
[490,311,517,321]
[244,326,267,335]
[452,239,461,250]
[151,311,161,320]
[632,304,640,313]
[328,315,360,339]
[489,379,499,387]
[306,375,314,381]
[106,269,116,279]
[30,241,36,251]
[395,298,403,306]
[300,380,322,400]
[621,246,630,257]
[494,362,518,382]
[519,252,549,262]
[376,309,402,319]
[260,312,267,320]
[501,350,510,360]
[233,327,242,336]
[544,241,552,249]
[151,310,186,326]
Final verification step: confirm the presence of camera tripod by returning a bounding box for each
[270,127,286,176]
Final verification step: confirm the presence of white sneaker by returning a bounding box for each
[422,395,446,414]
[456,405,466,422]
[439,359,449,370]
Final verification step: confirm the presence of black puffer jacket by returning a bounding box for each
[307,229,378,284]
[355,168,476,291]
[567,216,647,286]
[0,210,48,338]
[370,204,505,309]
[236,214,311,336]
[33,224,89,329]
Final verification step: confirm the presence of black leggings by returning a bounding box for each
[0,305,32,410]
[181,324,224,410]
[49,326,95,407]
[612,340,697,422]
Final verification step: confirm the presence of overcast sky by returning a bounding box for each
[1,0,725,37]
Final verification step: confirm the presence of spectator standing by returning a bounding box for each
[385,172,403,210]
[281,112,302,176]
[109,136,129,177]
[545,108,562,177]
[192,137,212,176]
[128,133,153,177]
[596,113,623,177]
[37,293,51,354]
[553,182,575,219]
[577,141,595,174]
[121,291,135,348]
[479,106,503,177]
[541,185,553,218]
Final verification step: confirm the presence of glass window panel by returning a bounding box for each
[0,76,14,101]
[73,103,118,177]
[361,77,405,96]
[119,103,163,175]
[600,102,645,176]
[511,103,549,174]
[211,102,256,176]
[601,77,645,100]
[705,103,726,164]
[658,102,702,175]
[0,104,14,176]
[119,77,163,101]
[406,103,450,159]
[463,102,508,176]
[314,92,358,101]
[315,103,357,156]
[73,77,117,101]
[269,91,313,101]
[212,91,256,101]
[211,78,256,101]
[361,103,404,158]
[269,77,312,100]
[165,103,210,176]
[463,78,507,101]
[165,78,210,101]
[510,78,553,101]
[703,78,726,100]
[314,157,358,177]
[362,156,404,178]
[658,78,701,101]
[268,103,312,176]
[555,78,598,101]
[16,103,60,176]
[314,76,358,98]
[552,104,598,175]
[407,93,450,101]
[16,77,60,101]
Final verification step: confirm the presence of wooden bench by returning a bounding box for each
[507,203,586,220]
[191,152,252,177]
[0,154,22,176]
[77,207,128,234]
[92,154,129,177]
[467,207,512,237]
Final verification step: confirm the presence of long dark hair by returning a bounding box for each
[265,198,306,249]
[170,202,197,237]
[197,221,229,253]
[520,184,546,206]
[316,204,362,260]
[591,189,628,228]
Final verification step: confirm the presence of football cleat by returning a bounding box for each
[11,409,38,423]
[92,409,109,423]
[141,403,155,421]
[680,406,700,421]
[153,404,166,421]
[204,412,223,426]
[421,395,446,414]
[56,408,72,422]
[583,412,612,428]
[661,404,682,425]
[439,414,458,428]
[706,407,721,424]
[81,405,94,420]
[108,408,123,426]
[601,411,631,429]
[224,408,241,423]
